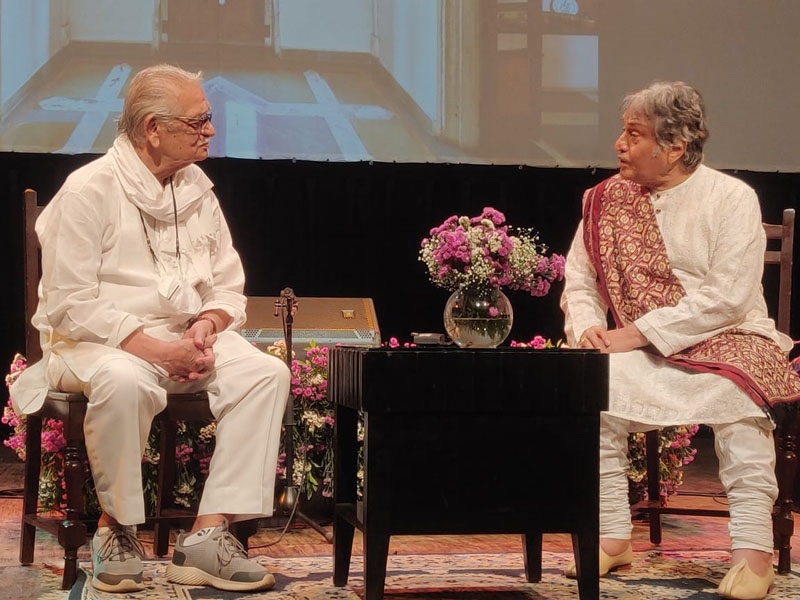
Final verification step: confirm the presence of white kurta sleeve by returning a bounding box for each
[560,216,609,346]
[634,186,765,356]
[39,191,144,347]
[198,193,247,329]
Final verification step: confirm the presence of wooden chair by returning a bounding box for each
[18,189,256,589]
[636,208,798,575]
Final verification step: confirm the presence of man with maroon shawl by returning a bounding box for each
[561,81,800,600]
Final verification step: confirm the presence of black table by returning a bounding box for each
[329,346,609,599]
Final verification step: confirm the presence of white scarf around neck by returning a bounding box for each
[109,135,214,222]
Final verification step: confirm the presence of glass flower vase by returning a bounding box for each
[443,288,513,348]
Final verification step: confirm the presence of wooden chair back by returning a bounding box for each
[763,208,795,335]
[23,189,43,363]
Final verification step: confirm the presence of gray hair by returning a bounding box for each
[117,64,204,146]
[621,81,709,170]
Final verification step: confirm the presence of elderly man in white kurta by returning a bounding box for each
[560,82,800,600]
[10,64,290,593]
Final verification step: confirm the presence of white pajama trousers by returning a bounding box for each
[601,413,778,553]
[47,332,291,526]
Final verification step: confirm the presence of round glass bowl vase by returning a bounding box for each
[443,288,513,348]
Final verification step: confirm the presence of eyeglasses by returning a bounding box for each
[172,111,213,133]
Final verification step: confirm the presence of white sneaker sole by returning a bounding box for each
[166,563,276,591]
[91,576,145,593]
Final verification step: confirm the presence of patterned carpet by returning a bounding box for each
[26,551,800,599]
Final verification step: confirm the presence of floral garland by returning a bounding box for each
[627,425,699,504]
[265,340,334,500]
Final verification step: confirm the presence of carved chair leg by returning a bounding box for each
[19,415,43,565]
[154,419,178,556]
[58,440,88,590]
[645,429,663,544]
[230,519,258,552]
[773,404,798,575]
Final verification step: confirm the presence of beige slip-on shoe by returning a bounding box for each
[564,543,633,578]
[718,559,775,600]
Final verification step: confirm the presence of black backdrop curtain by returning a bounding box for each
[2,153,799,391]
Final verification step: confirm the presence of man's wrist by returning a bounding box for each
[121,329,168,366]
[624,324,648,348]
[192,314,219,334]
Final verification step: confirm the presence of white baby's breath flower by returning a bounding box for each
[302,410,327,433]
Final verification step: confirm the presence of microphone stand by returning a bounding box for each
[275,287,333,543]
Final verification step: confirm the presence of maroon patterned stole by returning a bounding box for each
[583,175,800,409]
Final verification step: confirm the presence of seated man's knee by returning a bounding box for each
[86,357,163,410]
[251,352,291,387]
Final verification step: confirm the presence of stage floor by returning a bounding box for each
[1,434,798,598]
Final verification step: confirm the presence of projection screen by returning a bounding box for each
[0,0,797,171]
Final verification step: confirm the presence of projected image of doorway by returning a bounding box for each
[479,0,599,166]
[0,0,597,167]
[0,0,447,162]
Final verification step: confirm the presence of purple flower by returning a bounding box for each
[481,207,506,226]
[529,278,551,297]
[549,254,566,280]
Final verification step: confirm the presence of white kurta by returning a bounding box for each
[12,135,248,414]
[10,135,290,524]
[561,165,791,426]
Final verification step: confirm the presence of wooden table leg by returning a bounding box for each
[333,514,355,586]
[522,532,543,582]
[572,531,599,600]
[333,404,358,587]
[363,529,390,600]
[362,413,390,600]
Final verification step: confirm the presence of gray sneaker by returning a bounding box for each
[91,526,145,592]
[166,524,275,592]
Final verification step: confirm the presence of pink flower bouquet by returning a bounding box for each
[419,207,565,297]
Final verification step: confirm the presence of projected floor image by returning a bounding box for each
[0,57,443,163]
